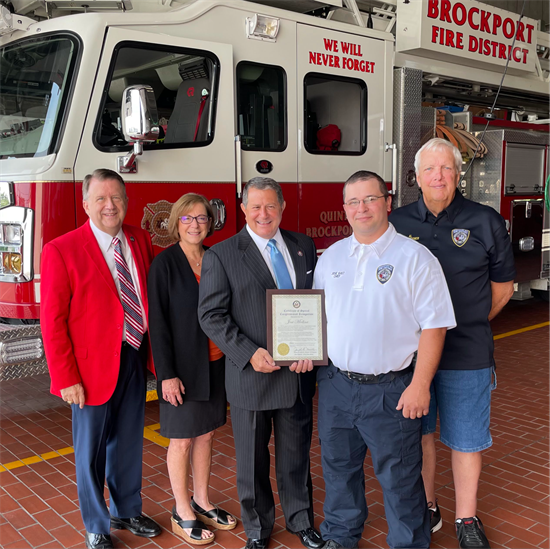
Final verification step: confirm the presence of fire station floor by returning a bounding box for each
[0,297,548,549]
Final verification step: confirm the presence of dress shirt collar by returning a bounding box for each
[89,220,124,253]
[246,224,285,253]
[417,189,464,224]
[348,223,397,259]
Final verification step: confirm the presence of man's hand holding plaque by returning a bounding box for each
[250,348,314,373]
[289,359,315,373]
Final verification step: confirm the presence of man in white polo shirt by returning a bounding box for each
[315,171,456,549]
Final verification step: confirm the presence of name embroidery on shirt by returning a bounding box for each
[376,264,394,284]
[452,229,470,247]
[331,271,345,278]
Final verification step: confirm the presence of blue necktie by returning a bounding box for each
[267,239,293,289]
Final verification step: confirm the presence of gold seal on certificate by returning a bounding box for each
[266,289,328,366]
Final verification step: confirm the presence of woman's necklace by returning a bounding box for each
[180,243,203,268]
[187,252,203,267]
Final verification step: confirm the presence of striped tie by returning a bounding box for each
[112,237,144,350]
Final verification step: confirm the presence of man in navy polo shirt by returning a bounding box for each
[390,138,515,549]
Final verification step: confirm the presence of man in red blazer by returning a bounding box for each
[41,169,161,549]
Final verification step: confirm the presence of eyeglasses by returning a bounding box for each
[344,196,387,208]
[179,215,210,224]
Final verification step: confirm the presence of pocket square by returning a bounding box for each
[306,270,313,274]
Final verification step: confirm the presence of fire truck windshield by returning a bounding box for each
[0,34,78,159]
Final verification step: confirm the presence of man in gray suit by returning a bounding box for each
[198,178,323,549]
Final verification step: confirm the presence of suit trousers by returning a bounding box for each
[72,343,147,534]
[231,398,314,539]
[317,364,430,549]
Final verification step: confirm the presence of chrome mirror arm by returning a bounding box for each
[118,142,143,174]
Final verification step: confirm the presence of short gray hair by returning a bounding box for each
[343,170,389,203]
[414,138,462,175]
[242,177,284,207]
[83,169,127,201]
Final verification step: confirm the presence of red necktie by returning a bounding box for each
[112,237,144,350]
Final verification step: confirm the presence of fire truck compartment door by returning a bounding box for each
[234,20,298,185]
[75,27,235,185]
[296,24,393,183]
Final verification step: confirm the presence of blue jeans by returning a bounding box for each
[422,367,496,452]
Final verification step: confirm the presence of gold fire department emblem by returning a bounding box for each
[141,200,175,248]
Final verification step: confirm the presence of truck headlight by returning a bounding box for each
[3,224,21,245]
[2,252,22,275]
[0,208,34,282]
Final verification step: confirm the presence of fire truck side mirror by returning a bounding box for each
[121,85,160,143]
[118,85,160,174]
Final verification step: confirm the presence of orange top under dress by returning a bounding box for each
[194,272,224,362]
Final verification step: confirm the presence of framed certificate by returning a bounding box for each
[266,289,328,366]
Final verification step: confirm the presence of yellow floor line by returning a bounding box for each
[0,447,74,472]
[494,321,549,340]
[0,426,168,472]
[1,320,548,473]
[143,425,170,448]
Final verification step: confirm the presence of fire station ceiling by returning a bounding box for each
[422,76,550,118]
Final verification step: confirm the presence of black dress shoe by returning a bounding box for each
[244,537,269,549]
[85,532,113,549]
[110,514,161,537]
[323,539,357,549]
[288,527,325,549]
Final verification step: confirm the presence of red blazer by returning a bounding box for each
[41,220,155,406]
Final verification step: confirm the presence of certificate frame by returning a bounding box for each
[266,289,328,366]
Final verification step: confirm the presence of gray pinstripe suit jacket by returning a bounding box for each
[198,227,317,411]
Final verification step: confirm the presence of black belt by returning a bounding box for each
[338,362,415,384]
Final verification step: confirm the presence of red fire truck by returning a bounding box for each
[0,0,548,378]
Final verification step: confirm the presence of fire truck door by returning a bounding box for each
[296,24,393,184]
[234,20,298,187]
[74,27,236,244]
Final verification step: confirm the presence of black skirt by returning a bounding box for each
[159,357,226,439]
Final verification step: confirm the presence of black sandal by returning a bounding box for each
[171,507,215,545]
[190,497,238,531]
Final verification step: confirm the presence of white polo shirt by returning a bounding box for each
[314,223,456,375]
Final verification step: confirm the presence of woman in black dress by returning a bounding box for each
[148,193,236,545]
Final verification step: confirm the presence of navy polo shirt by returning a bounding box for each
[390,191,515,371]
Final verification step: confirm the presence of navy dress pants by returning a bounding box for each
[317,364,430,549]
[72,344,146,534]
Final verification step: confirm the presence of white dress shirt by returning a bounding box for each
[89,220,148,337]
[246,224,297,288]
[314,223,456,375]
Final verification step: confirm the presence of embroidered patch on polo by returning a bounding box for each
[452,229,470,247]
[376,264,394,284]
